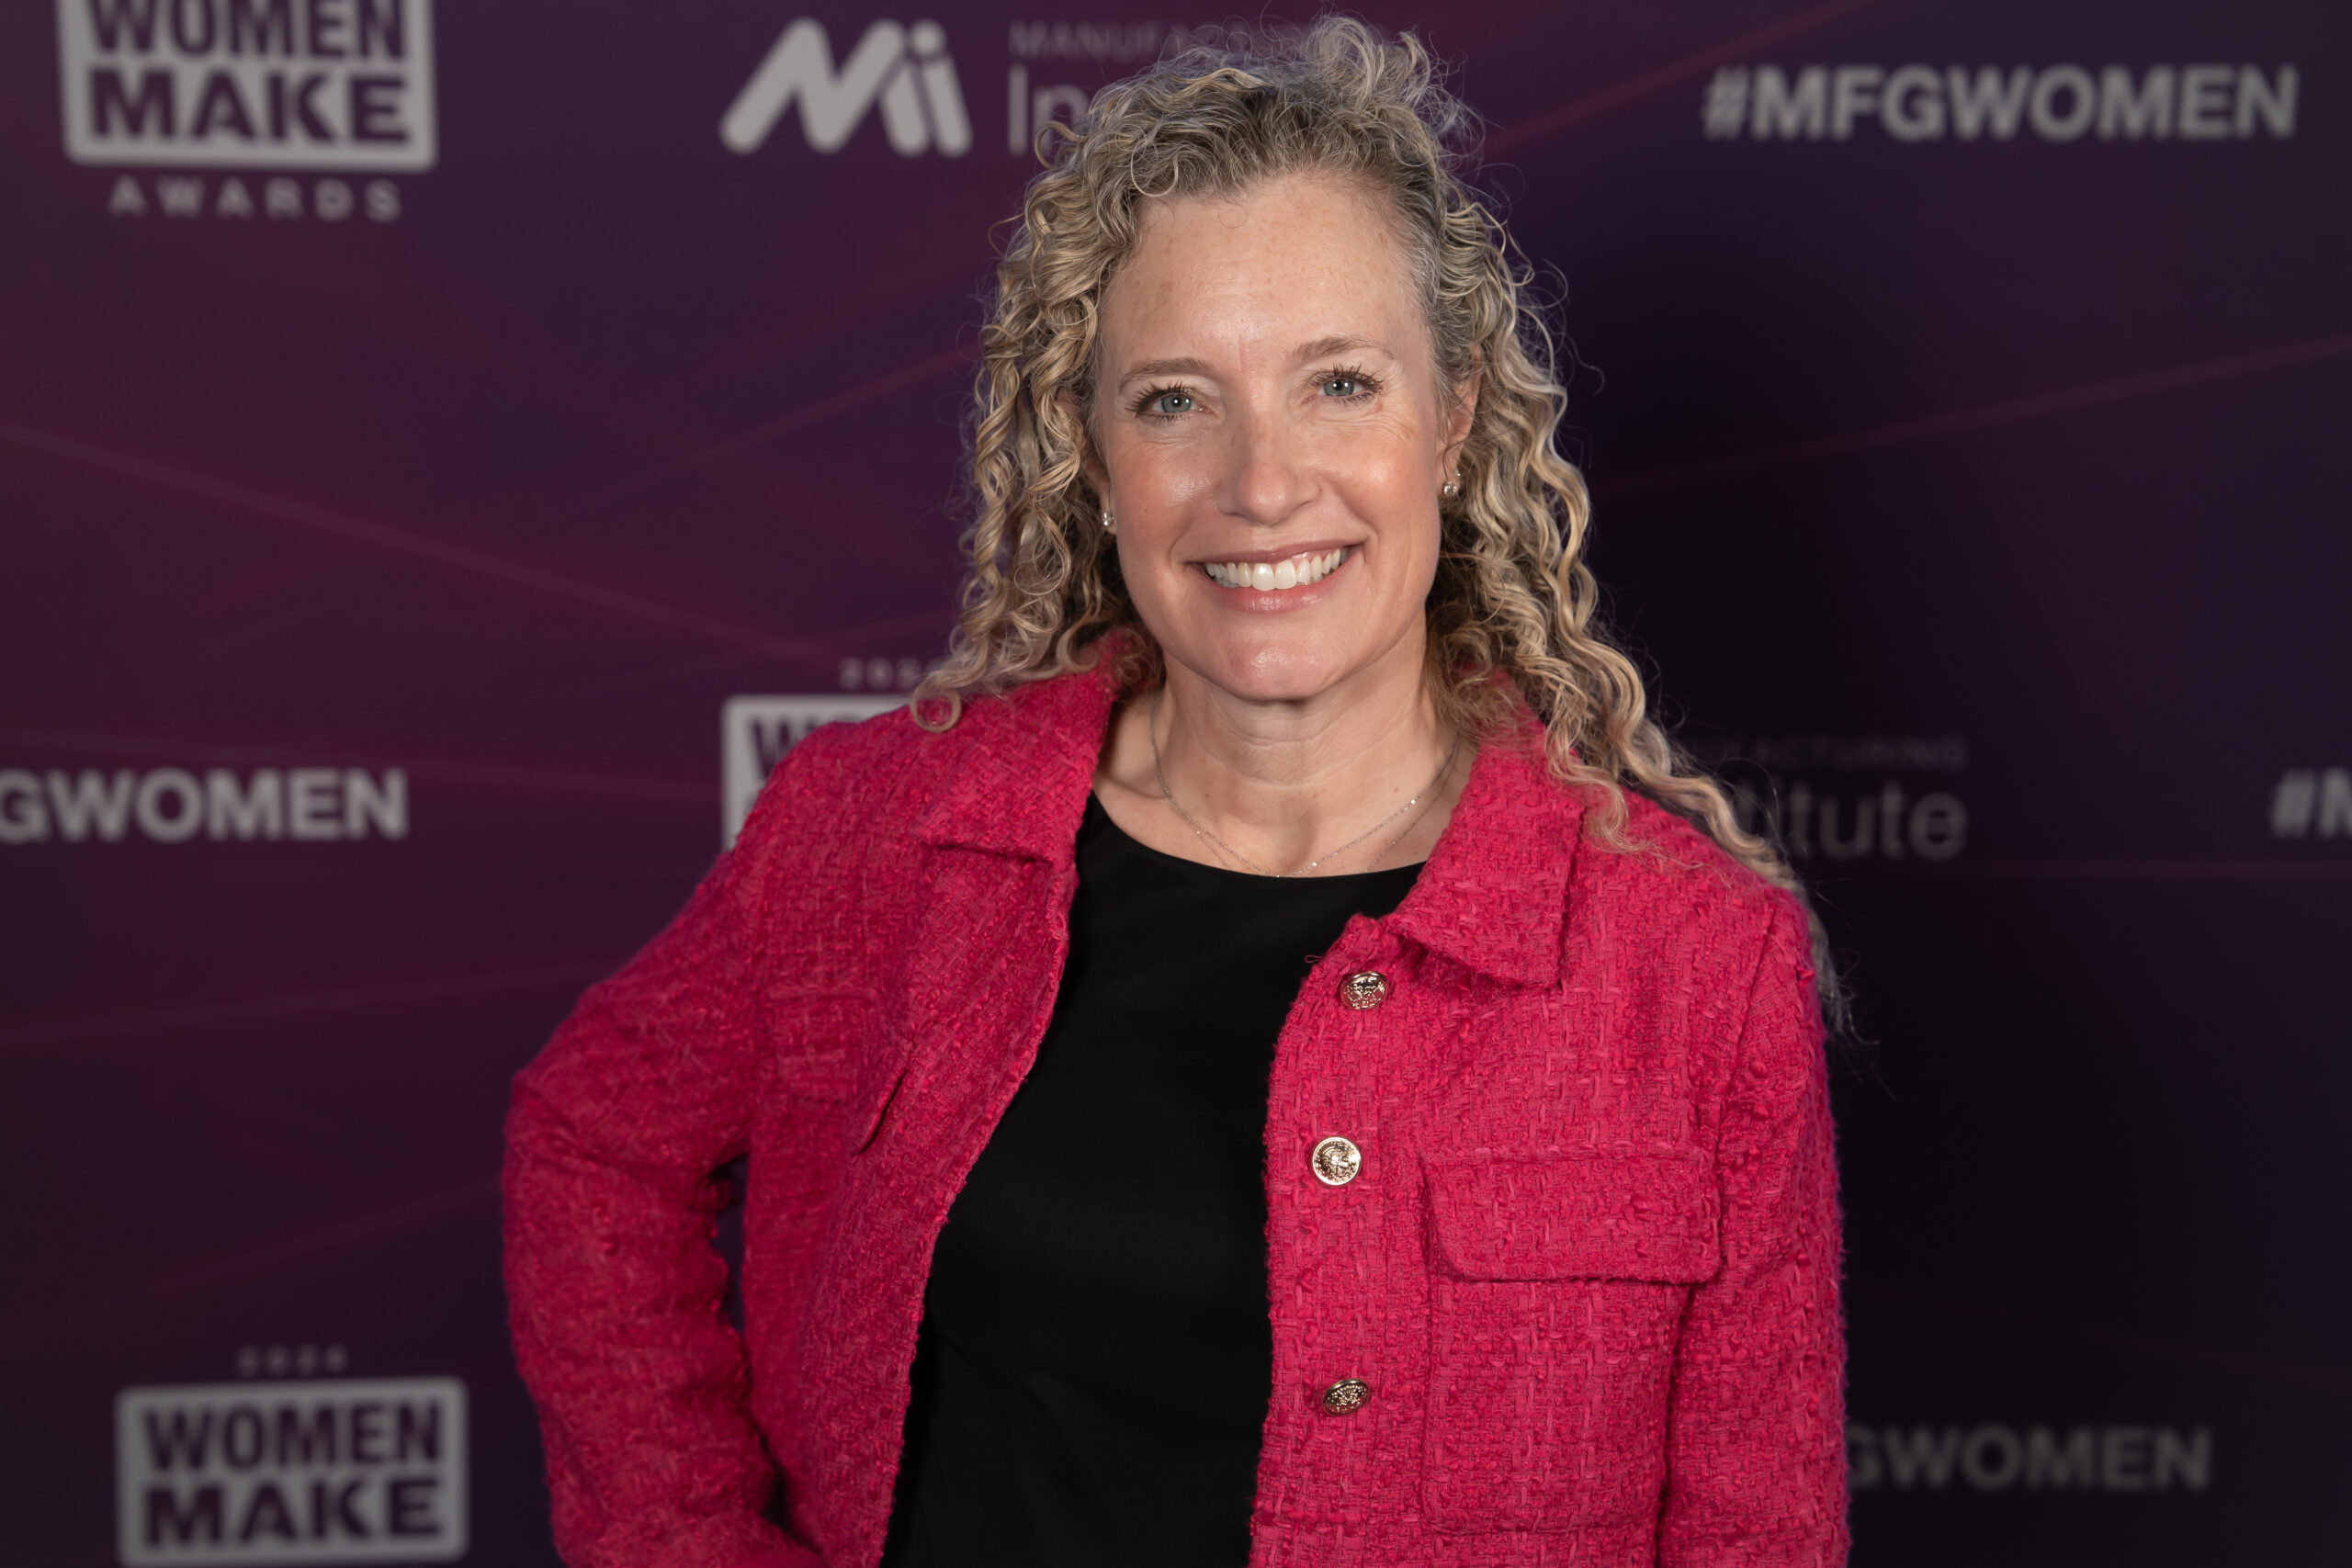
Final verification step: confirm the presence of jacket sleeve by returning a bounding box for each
[502,736,853,1568]
[1659,897,1849,1566]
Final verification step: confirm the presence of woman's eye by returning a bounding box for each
[1321,376,1363,399]
[1148,390,1194,416]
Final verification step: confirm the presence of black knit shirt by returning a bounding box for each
[879,795,1421,1567]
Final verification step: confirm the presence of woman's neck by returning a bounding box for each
[1092,629,1470,875]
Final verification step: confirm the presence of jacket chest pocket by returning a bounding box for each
[1420,1149,1720,1534]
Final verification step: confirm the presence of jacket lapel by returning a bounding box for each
[1386,716,1584,988]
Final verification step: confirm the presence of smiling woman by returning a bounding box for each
[503,18,1849,1568]
[1072,167,1478,878]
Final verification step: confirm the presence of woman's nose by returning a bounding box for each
[1216,407,1312,525]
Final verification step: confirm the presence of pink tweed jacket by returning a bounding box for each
[503,664,1849,1568]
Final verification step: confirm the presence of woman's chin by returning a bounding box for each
[1166,636,1395,708]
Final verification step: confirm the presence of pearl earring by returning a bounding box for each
[1441,477,1461,499]
[1100,508,1115,529]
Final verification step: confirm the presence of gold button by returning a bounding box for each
[1309,1135,1362,1187]
[1321,1378,1370,1416]
[1339,971,1389,1010]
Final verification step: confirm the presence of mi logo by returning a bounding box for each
[722,18,970,157]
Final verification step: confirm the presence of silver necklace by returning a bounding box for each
[1148,688,1462,877]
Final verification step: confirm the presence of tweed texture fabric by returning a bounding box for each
[503,663,1849,1568]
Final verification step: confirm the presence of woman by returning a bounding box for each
[505,20,1847,1568]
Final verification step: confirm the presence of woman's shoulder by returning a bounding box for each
[1566,791,1819,1032]
[735,702,946,852]
[735,670,1110,863]
[1589,787,1806,936]
[768,700,933,794]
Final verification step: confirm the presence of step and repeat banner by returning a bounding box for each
[4,1,2346,1563]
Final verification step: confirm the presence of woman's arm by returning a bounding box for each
[503,736,854,1568]
[1659,897,1850,1566]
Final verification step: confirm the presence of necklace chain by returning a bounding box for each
[1148,688,1462,877]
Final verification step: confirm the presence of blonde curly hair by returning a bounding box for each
[914,17,1831,987]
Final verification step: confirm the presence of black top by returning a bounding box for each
[879,795,1422,1568]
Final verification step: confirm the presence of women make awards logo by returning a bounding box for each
[57,0,437,171]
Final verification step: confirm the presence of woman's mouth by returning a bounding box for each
[1200,547,1350,592]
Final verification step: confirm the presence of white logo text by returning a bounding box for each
[1704,64,2297,143]
[58,0,438,169]
[117,1378,466,1563]
[0,768,408,844]
[722,18,971,157]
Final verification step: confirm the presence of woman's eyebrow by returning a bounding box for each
[1118,337,1395,387]
[1294,333,1390,364]
[1120,355,1216,385]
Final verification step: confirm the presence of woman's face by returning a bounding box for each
[1089,172,1472,707]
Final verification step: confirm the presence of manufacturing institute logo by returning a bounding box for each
[58,0,437,220]
[723,17,970,157]
[118,1377,465,1564]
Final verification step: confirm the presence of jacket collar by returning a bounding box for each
[1386,718,1581,988]
[914,661,1581,987]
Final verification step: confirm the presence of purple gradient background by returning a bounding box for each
[4,1,2349,1562]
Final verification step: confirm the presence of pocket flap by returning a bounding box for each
[1424,1149,1720,1282]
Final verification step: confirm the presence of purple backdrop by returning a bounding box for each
[5,1,2348,1562]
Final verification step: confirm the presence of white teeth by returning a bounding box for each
[1203,547,1349,592]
